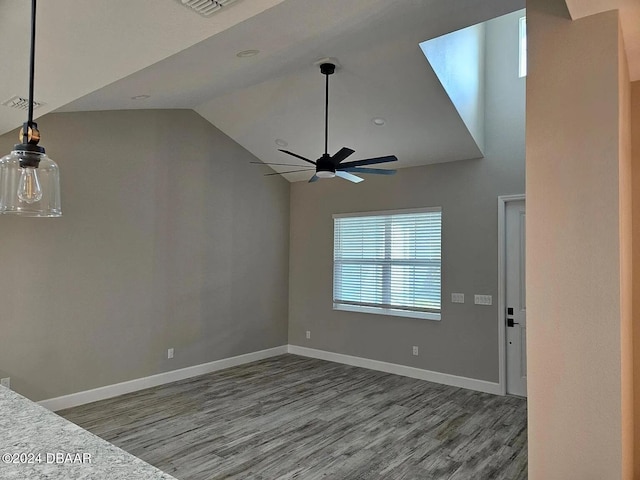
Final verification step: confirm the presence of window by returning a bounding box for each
[333,207,442,320]
[519,16,527,78]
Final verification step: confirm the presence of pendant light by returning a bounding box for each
[0,0,61,217]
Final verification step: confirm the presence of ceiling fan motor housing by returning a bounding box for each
[316,153,336,177]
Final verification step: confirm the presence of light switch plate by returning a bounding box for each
[451,293,465,304]
[474,295,493,306]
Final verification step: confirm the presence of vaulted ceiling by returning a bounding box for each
[59,0,523,182]
[0,0,637,182]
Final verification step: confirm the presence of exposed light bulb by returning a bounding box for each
[17,167,43,204]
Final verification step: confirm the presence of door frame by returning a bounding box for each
[497,194,526,396]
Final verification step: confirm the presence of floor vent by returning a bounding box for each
[1,96,45,111]
[178,0,239,17]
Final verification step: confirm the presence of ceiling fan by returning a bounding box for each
[254,62,398,183]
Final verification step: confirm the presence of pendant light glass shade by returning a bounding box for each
[0,0,62,217]
[0,149,61,217]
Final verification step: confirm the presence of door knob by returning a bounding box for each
[507,318,520,327]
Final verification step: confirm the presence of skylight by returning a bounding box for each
[519,16,527,78]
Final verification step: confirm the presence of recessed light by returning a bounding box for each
[275,139,288,147]
[236,49,260,58]
[372,117,386,126]
[131,94,150,100]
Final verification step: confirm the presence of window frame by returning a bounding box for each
[332,206,442,321]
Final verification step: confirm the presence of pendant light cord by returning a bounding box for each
[27,0,37,127]
[324,71,329,156]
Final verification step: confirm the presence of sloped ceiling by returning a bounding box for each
[2,0,635,183]
[193,0,505,182]
[60,0,522,182]
[0,0,287,135]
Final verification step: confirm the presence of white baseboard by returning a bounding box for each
[39,345,288,412]
[287,345,502,395]
[38,344,500,411]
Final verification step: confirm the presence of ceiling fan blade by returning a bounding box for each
[251,162,311,167]
[339,155,398,169]
[308,175,320,183]
[336,171,364,183]
[331,147,355,165]
[279,150,317,166]
[340,167,397,175]
[264,168,315,176]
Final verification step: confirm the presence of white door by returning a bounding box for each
[506,200,526,397]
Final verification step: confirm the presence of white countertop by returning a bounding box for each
[0,386,177,479]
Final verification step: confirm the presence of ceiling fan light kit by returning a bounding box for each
[255,61,398,184]
[316,169,336,179]
[0,0,61,217]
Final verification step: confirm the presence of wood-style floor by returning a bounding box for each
[59,354,527,480]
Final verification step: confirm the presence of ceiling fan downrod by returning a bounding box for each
[320,62,335,157]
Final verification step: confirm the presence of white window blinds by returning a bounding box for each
[333,208,442,320]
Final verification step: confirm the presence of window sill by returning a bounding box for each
[333,304,441,321]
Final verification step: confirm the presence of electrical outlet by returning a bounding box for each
[167,348,174,359]
[306,330,311,340]
[1,377,10,389]
[412,346,419,356]
[451,293,465,303]
[474,295,493,306]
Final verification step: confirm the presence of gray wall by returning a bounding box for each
[288,11,525,382]
[0,109,290,401]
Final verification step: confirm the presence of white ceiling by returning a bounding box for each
[1,0,637,182]
[0,0,287,135]
[194,0,517,181]
[58,0,522,182]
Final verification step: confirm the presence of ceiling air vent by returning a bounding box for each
[178,0,239,17]
[1,95,45,111]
